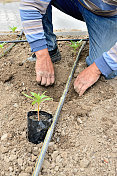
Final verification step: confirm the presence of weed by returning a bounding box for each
[69,40,82,53]
[9,26,17,33]
[0,42,6,50]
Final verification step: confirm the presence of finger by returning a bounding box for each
[79,85,88,96]
[74,79,83,94]
[50,75,55,85]
[36,74,42,84]
[41,77,47,85]
[45,77,51,86]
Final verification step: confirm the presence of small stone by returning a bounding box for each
[1,147,9,154]
[18,158,23,166]
[32,154,37,162]
[57,137,60,142]
[33,151,39,156]
[56,155,62,163]
[13,103,18,108]
[61,130,65,136]
[55,166,59,171]
[9,154,17,161]
[21,131,26,138]
[80,168,85,172]
[9,167,14,172]
[80,158,90,168]
[52,151,59,160]
[18,62,23,66]
[77,118,83,124]
[27,146,32,153]
[25,166,32,173]
[1,134,8,140]
[73,168,78,173]
[43,160,50,169]
[19,172,29,176]
[51,162,55,168]
[49,142,54,146]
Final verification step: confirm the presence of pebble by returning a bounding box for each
[57,137,60,142]
[73,168,78,173]
[51,162,55,168]
[9,154,17,161]
[61,130,65,136]
[19,172,29,176]
[52,151,59,160]
[9,167,14,172]
[18,158,23,166]
[25,166,32,173]
[49,142,54,146]
[56,155,62,163]
[1,147,9,154]
[80,158,90,168]
[55,165,59,171]
[13,103,18,108]
[43,160,50,169]
[1,133,8,140]
[27,146,32,153]
[21,131,26,138]
[32,154,37,162]
[77,118,83,124]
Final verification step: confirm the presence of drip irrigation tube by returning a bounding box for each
[0,31,23,58]
[0,38,89,44]
[32,41,86,176]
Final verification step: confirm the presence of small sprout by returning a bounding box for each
[23,91,53,121]
[9,26,17,33]
[69,39,82,53]
[0,42,6,50]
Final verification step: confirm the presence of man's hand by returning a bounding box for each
[74,62,101,96]
[35,48,55,86]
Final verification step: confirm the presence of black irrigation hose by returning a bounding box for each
[0,38,89,44]
[32,41,87,176]
[0,31,23,58]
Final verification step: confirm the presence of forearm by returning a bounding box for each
[19,0,51,52]
[95,42,117,77]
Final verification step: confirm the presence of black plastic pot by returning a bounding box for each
[27,111,53,144]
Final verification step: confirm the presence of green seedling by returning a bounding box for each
[9,26,17,33]
[69,39,82,53]
[0,42,6,50]
[23,91,53,121]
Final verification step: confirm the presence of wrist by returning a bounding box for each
[35,48,49,58]
[92,62,101,75]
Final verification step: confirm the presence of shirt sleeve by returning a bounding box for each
[19,0,51,52]
[94,42,117,77]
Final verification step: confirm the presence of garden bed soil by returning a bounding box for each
[0,34,117,176]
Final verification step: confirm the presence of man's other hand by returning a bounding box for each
[74,62,101,96]
[35,48,55,86]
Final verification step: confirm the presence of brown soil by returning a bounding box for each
[0,34,117,176]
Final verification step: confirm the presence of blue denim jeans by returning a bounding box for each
[42,0,117,79]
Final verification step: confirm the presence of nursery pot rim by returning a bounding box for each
[27,110,53,122]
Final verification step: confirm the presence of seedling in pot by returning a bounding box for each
[23,91,53,144]
[23,91,53,121]
[9,26,17,33]
[69,40,82,53]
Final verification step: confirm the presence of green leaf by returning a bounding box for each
[40,97,53,103]
[32,100,37,105]
[31,92,40,100]
[22,92,34,99]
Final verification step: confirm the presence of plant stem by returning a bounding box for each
[38,103,39,121]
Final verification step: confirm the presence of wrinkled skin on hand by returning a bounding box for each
[35,48,55,86]
[74,63,101,96]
